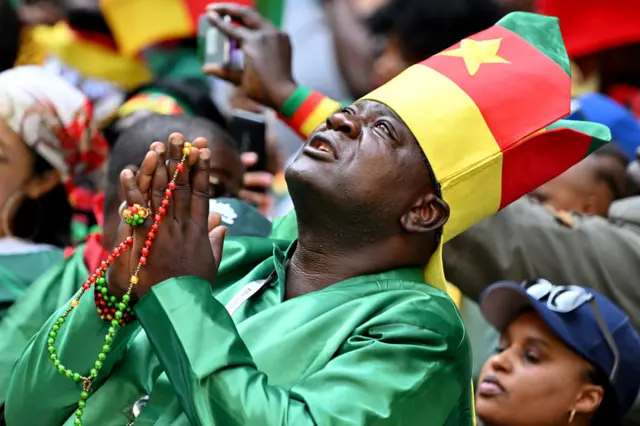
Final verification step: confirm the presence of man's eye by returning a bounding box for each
[375,122,391,135]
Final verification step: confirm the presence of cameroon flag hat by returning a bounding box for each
[362,12,611,293]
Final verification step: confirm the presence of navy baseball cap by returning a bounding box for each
[480,279,640,418]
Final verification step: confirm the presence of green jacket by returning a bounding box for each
[0,245,87,404]
[6,238,474,425]
[0,247,64,319]
[0,198,272,407]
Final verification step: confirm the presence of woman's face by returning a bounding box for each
[476,311,604,426]
[0,119,35,233]
[0,119,60,237]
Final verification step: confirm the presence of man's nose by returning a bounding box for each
[326,111,362,139]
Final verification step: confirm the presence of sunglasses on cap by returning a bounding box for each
[523,279,620,383]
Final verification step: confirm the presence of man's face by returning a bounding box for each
[285,100,435,232]
[530,155,626,217]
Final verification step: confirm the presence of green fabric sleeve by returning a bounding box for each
[4,288,139,425]
[0,248,87,404]
[136,277,470,426]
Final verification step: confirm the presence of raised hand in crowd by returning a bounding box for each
[106,135,227,301]
[203,3,296,110]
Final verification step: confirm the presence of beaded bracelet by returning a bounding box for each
[46,142,192,426]
[94,273,136,326]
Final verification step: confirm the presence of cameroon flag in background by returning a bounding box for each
[33,21,153,89]
[101,0,284,58]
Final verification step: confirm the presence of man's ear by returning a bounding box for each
[400,193,449,234]
[23,169,61,199]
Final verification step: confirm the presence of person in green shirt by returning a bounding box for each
[0,112,264,406]
[5,7,611,426]
[0,66,108,318]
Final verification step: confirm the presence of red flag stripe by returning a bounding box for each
[424,25,571,151]
[499,128,591,208]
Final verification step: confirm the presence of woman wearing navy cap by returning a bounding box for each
[475,279,640,426]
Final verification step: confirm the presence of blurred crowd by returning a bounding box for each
[1,0,640,425]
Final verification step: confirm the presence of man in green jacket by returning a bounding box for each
[5,7,610,426]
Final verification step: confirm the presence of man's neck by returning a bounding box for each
[284,227,403,300]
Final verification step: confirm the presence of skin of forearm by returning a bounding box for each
[324,0,376,98]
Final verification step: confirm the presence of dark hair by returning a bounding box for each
[0,0,21,72]
[104,113,238,212]
[592,144,632,200]
[103,78,228,146]
[11,154,72,247]
[586,367,622,426]
[64,2,112,36]
[367,0,507,63]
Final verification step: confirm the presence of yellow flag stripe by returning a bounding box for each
[101,0,194,57]
[363,64,503,240]
[34,24,152,90]
[300,97,341,137]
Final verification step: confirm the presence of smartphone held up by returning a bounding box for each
[198,13,244,70]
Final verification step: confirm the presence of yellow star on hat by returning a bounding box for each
[437,38,510,75]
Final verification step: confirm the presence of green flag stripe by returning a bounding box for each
[498,12,571,77]
[547,119,612,156]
